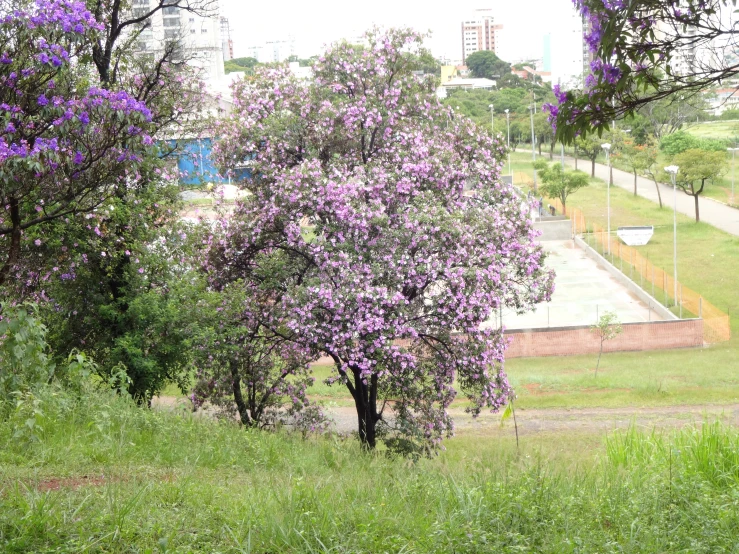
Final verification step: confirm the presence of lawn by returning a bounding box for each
[2,390,738,553]
[684,120,739,141]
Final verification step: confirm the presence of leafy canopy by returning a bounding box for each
[210,28,554,451]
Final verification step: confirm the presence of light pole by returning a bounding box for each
[505,108,511,176]
[665,165,680,306]
[727,147,738,204]
[489,104,494,134]
[601,143,611,254]
[530,104,537,190]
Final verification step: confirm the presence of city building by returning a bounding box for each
[543,34,552,72]
[461,9,504,63]
[546,9,585,89]
[246,38,296,63]
[130,0,224,81]
[220,17,233,62]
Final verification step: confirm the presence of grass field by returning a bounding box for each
[684,120,739,141]
[2,390,738,552]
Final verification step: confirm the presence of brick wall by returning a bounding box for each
[505,319,704,358]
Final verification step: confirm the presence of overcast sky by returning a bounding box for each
[221,0,581,63]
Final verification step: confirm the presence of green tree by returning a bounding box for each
[534,161,590,213]
[660,131,702,156]
[618,137,653,196]
[466,50,511,79]
[591,312,622,377]
[534,112,553,158]
[575,135,604,177]
[672,149,728,222]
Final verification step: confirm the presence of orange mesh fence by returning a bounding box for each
[578,220,730,344]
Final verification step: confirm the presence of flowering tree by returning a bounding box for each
[0,0,153,287]
[190,284,327,433]
[546,1,737,141]
[209,29,554,451]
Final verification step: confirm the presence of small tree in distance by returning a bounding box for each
[534,160,590,214]
[575,135,604,177]
[591,312,623,377]
[672,149,727,222]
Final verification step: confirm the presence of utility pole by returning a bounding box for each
[601,143,612,254]
[505,109,511,176]
[665,165,680,306]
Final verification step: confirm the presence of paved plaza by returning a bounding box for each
[485,240,664,330]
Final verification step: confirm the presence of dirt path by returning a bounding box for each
[153,396,739,436]
[327,404,739,436]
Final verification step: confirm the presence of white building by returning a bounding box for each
[246,37,296,63]
[548,10,585,89]
[461,9,504,63]
[131,0,224,81]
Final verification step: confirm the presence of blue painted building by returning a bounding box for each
[168,138,250,186]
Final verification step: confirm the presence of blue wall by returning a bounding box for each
[168,138,250,186]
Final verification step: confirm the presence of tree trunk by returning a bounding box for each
[230,360,253,427]
[633,170,638,195]
[610,166,613,186]
[345,368,380,449]
[574,147,578,170]
[591,158,595,177]
[694,194,700,222]
[595,343,603,377]
[0,197,22,287]
[549,142,554,160]
[651,176,663,208]
[538,141,542,156]
[357,407,377,449]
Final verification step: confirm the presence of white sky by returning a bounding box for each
[221,0,581,63]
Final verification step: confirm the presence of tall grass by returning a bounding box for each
[1,391,738,552]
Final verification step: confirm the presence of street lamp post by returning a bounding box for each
[505,109,511,176]
[530,104,537,190]
[665,165,680,306]
[489,104,494,134]
[727,147,738,204]
[601,143,612,254]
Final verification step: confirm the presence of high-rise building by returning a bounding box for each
[461,9,504,63]
[545,10,585,89]
[220,17,233,62]
[130,0,224,81]
[543,34,552,72]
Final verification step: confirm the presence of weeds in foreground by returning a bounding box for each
[1,389,738,553]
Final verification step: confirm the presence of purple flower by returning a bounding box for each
[37,95,48,106]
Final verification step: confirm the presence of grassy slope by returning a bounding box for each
[1,393,738,553]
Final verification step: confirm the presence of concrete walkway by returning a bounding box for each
[563,157,739,236]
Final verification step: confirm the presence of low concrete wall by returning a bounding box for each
[574,236,677,321]
[505,319,704,358]
[534,219,572,241]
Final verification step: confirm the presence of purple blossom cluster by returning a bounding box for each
[1,0,156,291]
[208,28,554,448]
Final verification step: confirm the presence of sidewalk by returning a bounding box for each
[563,157,739,237]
